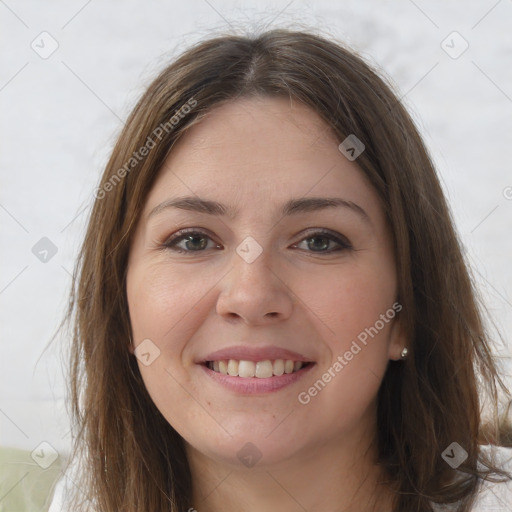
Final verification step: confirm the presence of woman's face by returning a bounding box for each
[126,96,405,468]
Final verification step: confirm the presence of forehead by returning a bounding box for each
[175,96,337,164]
[143,96,381,224]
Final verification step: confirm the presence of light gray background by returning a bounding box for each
[1,0,511,456]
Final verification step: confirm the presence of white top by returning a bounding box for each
[49,445,512,511]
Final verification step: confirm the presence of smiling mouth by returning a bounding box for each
[204,359,313,378]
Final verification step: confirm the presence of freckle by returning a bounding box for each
[207,401,211,406]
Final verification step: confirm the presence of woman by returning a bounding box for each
[52,28,512,511]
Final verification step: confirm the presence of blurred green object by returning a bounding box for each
[0,445,63,512]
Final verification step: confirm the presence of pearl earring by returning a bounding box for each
[400,347,408,359]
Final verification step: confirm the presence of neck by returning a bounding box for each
[185,417,396,512]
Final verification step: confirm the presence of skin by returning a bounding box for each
[126,96,406,512]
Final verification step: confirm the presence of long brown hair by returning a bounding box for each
[61,28,512,511]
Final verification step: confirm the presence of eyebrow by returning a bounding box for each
[147,195,372,226]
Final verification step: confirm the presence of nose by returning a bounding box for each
[215,245,294,326]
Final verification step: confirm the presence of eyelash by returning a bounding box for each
[160,228,352,255]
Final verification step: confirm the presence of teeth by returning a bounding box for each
[208,359,307,377]
[255,360,273,378]
[273,359,285,376]
[219,360,228,374]
[238,360,255,378]
[227,359,239,376]
[284,360,294,374]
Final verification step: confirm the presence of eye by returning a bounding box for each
[162,227,351,255]
[162,228,220,254]
[291,229,352,254]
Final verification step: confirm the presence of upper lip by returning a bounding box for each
[197,345,315,363]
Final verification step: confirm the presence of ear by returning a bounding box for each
[387,313,407,361]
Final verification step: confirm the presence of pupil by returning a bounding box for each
[186,235,207,251]
[308,236,328,251]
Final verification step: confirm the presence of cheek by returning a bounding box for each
[297,261,397,346]
[294,263,397,427]
[126,263,208,433]
[127,262,207,343]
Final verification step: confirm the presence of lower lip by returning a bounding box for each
[199,363,315,394]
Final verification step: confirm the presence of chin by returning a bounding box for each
[184,427,305,470]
